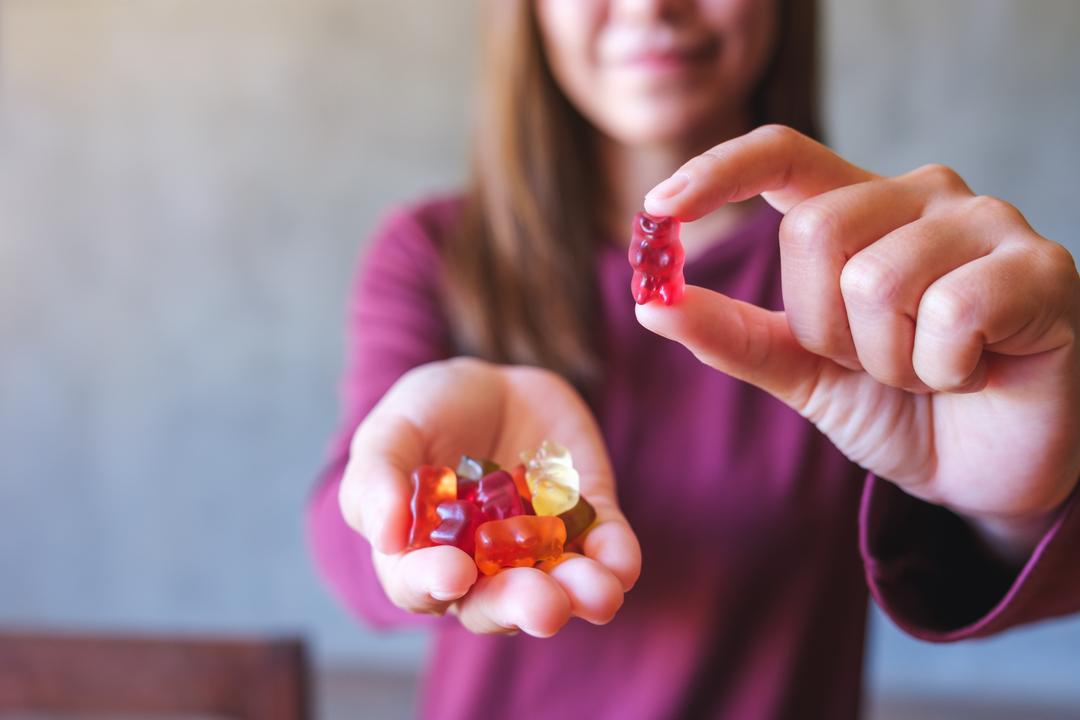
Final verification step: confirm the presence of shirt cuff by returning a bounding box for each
[859,473,1080,642]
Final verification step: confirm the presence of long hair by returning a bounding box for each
[442,0,819,385]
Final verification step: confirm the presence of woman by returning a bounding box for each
[308,1,1080,718]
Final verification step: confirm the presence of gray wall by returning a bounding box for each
[2,0,1078,707]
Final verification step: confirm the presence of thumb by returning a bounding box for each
[635,285,827,412]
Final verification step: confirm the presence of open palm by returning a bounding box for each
[339,358,641,637]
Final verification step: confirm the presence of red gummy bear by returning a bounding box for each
[629,211,685,305]
[476,470,526,521]
[430,500,484,555]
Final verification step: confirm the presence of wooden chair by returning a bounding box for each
[0,629,310,719]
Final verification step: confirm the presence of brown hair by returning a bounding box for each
[442,0,819,385]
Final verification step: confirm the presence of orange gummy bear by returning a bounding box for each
[474,516,566,576]
[510,464,531,500]
[407,465,456,549]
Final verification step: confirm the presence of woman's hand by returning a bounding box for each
[639,125,1080,563]
[339,358,641,637]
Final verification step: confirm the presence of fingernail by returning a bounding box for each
[645,172,689,201]
[430,589,460,602]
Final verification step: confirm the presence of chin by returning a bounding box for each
[601,97,730,149]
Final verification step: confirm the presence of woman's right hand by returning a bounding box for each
[339,357,641,637]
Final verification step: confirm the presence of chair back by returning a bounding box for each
[0,629,310,719]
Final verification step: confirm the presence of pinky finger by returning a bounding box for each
[912,244,1077,391]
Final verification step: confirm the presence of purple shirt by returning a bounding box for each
[307,195,1080,720]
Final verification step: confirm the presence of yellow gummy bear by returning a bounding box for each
[521,440,580,516]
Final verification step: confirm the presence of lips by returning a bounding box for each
[602,28,719,74]
[623,39,718,68]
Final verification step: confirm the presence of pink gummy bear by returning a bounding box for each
[629,212,685,305]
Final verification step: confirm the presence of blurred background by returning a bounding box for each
[2,0,1078,718]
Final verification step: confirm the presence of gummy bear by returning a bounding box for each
[476,470,526,521]
[407,465,456,549]
[629,211,685,305]
[521,440,580,516]
[510,464,530,499]
[474,516,567,576]
[430,499,484,555]
[455,455,499,504]
[558,495,597,545]
[510,464,535,515]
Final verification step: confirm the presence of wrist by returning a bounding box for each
[962,500,1069,569]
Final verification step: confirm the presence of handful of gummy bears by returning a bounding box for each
[407,440,597,576]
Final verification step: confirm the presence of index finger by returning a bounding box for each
[643,125,875,220]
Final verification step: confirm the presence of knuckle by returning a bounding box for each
[742,311,778,371]
[754,123,802,147]
[1020,241,1080,335]
[913,163,969,195]
[1045,243,1080,304]
[966,194,1023,227]
[839,253,902,309]
[919,285,975,336]
[699,145,728,165]
[1025,238,1076,281]
[1040,239,1078,276]
[781,201,841,254]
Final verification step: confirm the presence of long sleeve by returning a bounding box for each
[859,473,1080,642]
[306,198,458,628]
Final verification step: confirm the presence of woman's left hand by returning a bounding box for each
[638,125,1080,563]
